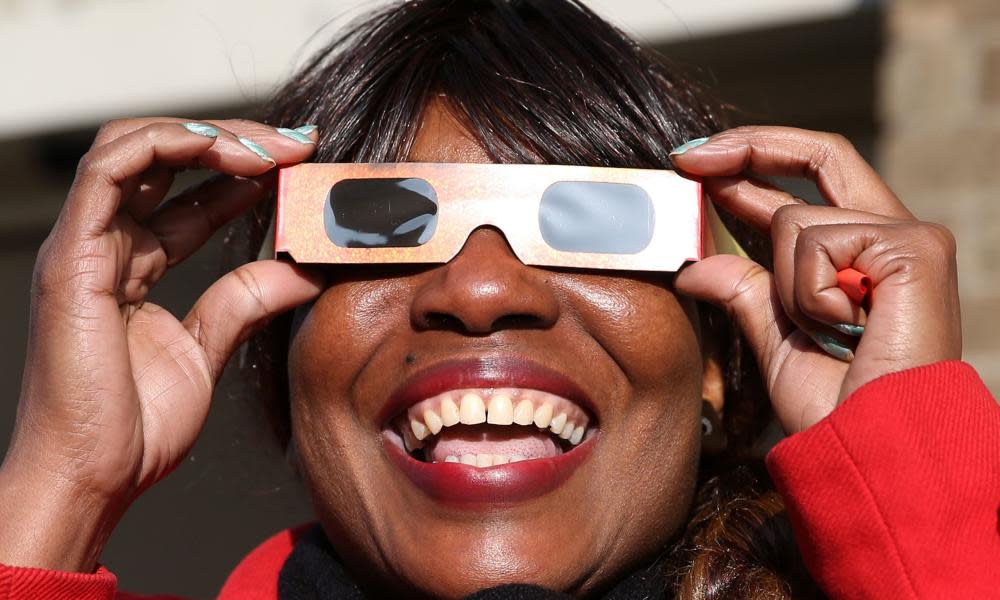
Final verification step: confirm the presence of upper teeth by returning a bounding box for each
[397,388,591,451]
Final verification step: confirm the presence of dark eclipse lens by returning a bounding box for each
[538,181,655,254]
[325,178,439,248]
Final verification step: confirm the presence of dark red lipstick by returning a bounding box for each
[378,356,597,425]
[385,435,595,505]
[380,356,598,504]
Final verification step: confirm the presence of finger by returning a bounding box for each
[65,120,314,236]
[771,204,898,337]
[704,175,806,234]
[91,117,318,169]
[64,123,231,239]
[90,120,277,175]
[182,260,324,383]
[118,219,168,304]
[148,172,277,266]
[89,119,315,227]
[192,119,318,172]
[127,164,177,222]
[792,222,962,397]
[677,255,856,432]
[674,254,791,384]
[794,227,868,331]
[671,126,914,220]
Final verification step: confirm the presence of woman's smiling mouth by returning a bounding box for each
[380,357,600,504]
[391,387,592,463]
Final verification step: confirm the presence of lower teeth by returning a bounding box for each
[441,453,530,467]
[408,439,576,467]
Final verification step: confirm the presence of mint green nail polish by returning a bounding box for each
[182,122,219,138]
[238,136,274,164]
[833,323,865,337]
[277,128,315,144]
[294,125,318,135]
[670,137,710,156]
[814,334,854,362]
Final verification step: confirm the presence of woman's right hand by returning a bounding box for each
[0,118,323,572]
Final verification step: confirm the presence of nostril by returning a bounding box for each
[491,314,547,331]
[419,312,548,334]
[422,312,467,333]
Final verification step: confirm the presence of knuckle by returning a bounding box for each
[230,118,261,128]
[796,282,825,316]
[772,203,796,224]
[138,122,171,144]
[795,223,822,248]
[31,242,56,295]
[726,125,765,140]
[74,151,96,177]
[804,132,853,175]
[232,266,270,316]
[224,118,261,134]
[31,235,105,304]
[920,222,958,256]
[821,131,854,154]
[93,119,126,144]
[31,247,73,300]
[726,263,770,315]
[73,150,112,186]
[771,204,806,234]
[100,118,128,131]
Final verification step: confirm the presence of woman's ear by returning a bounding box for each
[701,357,728,455]
[701,352,725,416]
[699,309,728,455]
[699,308,726,416]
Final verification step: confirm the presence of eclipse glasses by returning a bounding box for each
[275,163,704,272]
[273,161,873,314]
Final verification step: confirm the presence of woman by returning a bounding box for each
[0,1,996,598]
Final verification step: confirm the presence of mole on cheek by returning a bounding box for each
[405,353,417,365]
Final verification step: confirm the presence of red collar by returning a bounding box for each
[217,524,313,600]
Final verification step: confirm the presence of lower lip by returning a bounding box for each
[384,436,596,505]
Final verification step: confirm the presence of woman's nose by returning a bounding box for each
[410,227,560,334]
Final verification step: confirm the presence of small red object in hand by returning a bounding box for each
[837,268,871,306]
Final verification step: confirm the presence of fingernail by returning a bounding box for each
[277,128,315,144]
[294,125,318,135]
[832,323,865,337]
[182,122,219,138]
[814,333,855,362]
[670,137,710,156]
[238,136,275,164]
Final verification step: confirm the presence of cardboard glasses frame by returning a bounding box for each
[272,162,872,306]
[275,162,703,272]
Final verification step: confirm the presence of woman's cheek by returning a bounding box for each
[559,275,703,389]
[291,278,410,385]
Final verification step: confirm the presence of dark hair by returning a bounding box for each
[228,0,817,597]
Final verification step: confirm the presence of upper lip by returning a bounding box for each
[378,356,597,428]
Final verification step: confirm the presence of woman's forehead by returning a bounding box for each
[409,98,494,164]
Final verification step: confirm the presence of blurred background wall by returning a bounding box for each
[0,0,993,597]
[880,0,1000,391]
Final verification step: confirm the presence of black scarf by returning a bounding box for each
[278,524,667,599]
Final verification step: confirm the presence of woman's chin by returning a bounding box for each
[362,525,599,599]
[315,439,615,598]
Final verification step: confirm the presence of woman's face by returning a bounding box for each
[287,102,713,597]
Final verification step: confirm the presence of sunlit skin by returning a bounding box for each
[0,99,961,599]
[288,101,722,597]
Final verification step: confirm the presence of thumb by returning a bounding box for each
[674,254,785,383]
[183,260,325,382]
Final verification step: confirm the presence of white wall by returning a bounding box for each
[0,0,862,139]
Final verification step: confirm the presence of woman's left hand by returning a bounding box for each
[672,126,962,434]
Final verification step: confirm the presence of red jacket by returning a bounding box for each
[2,361,998,599]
